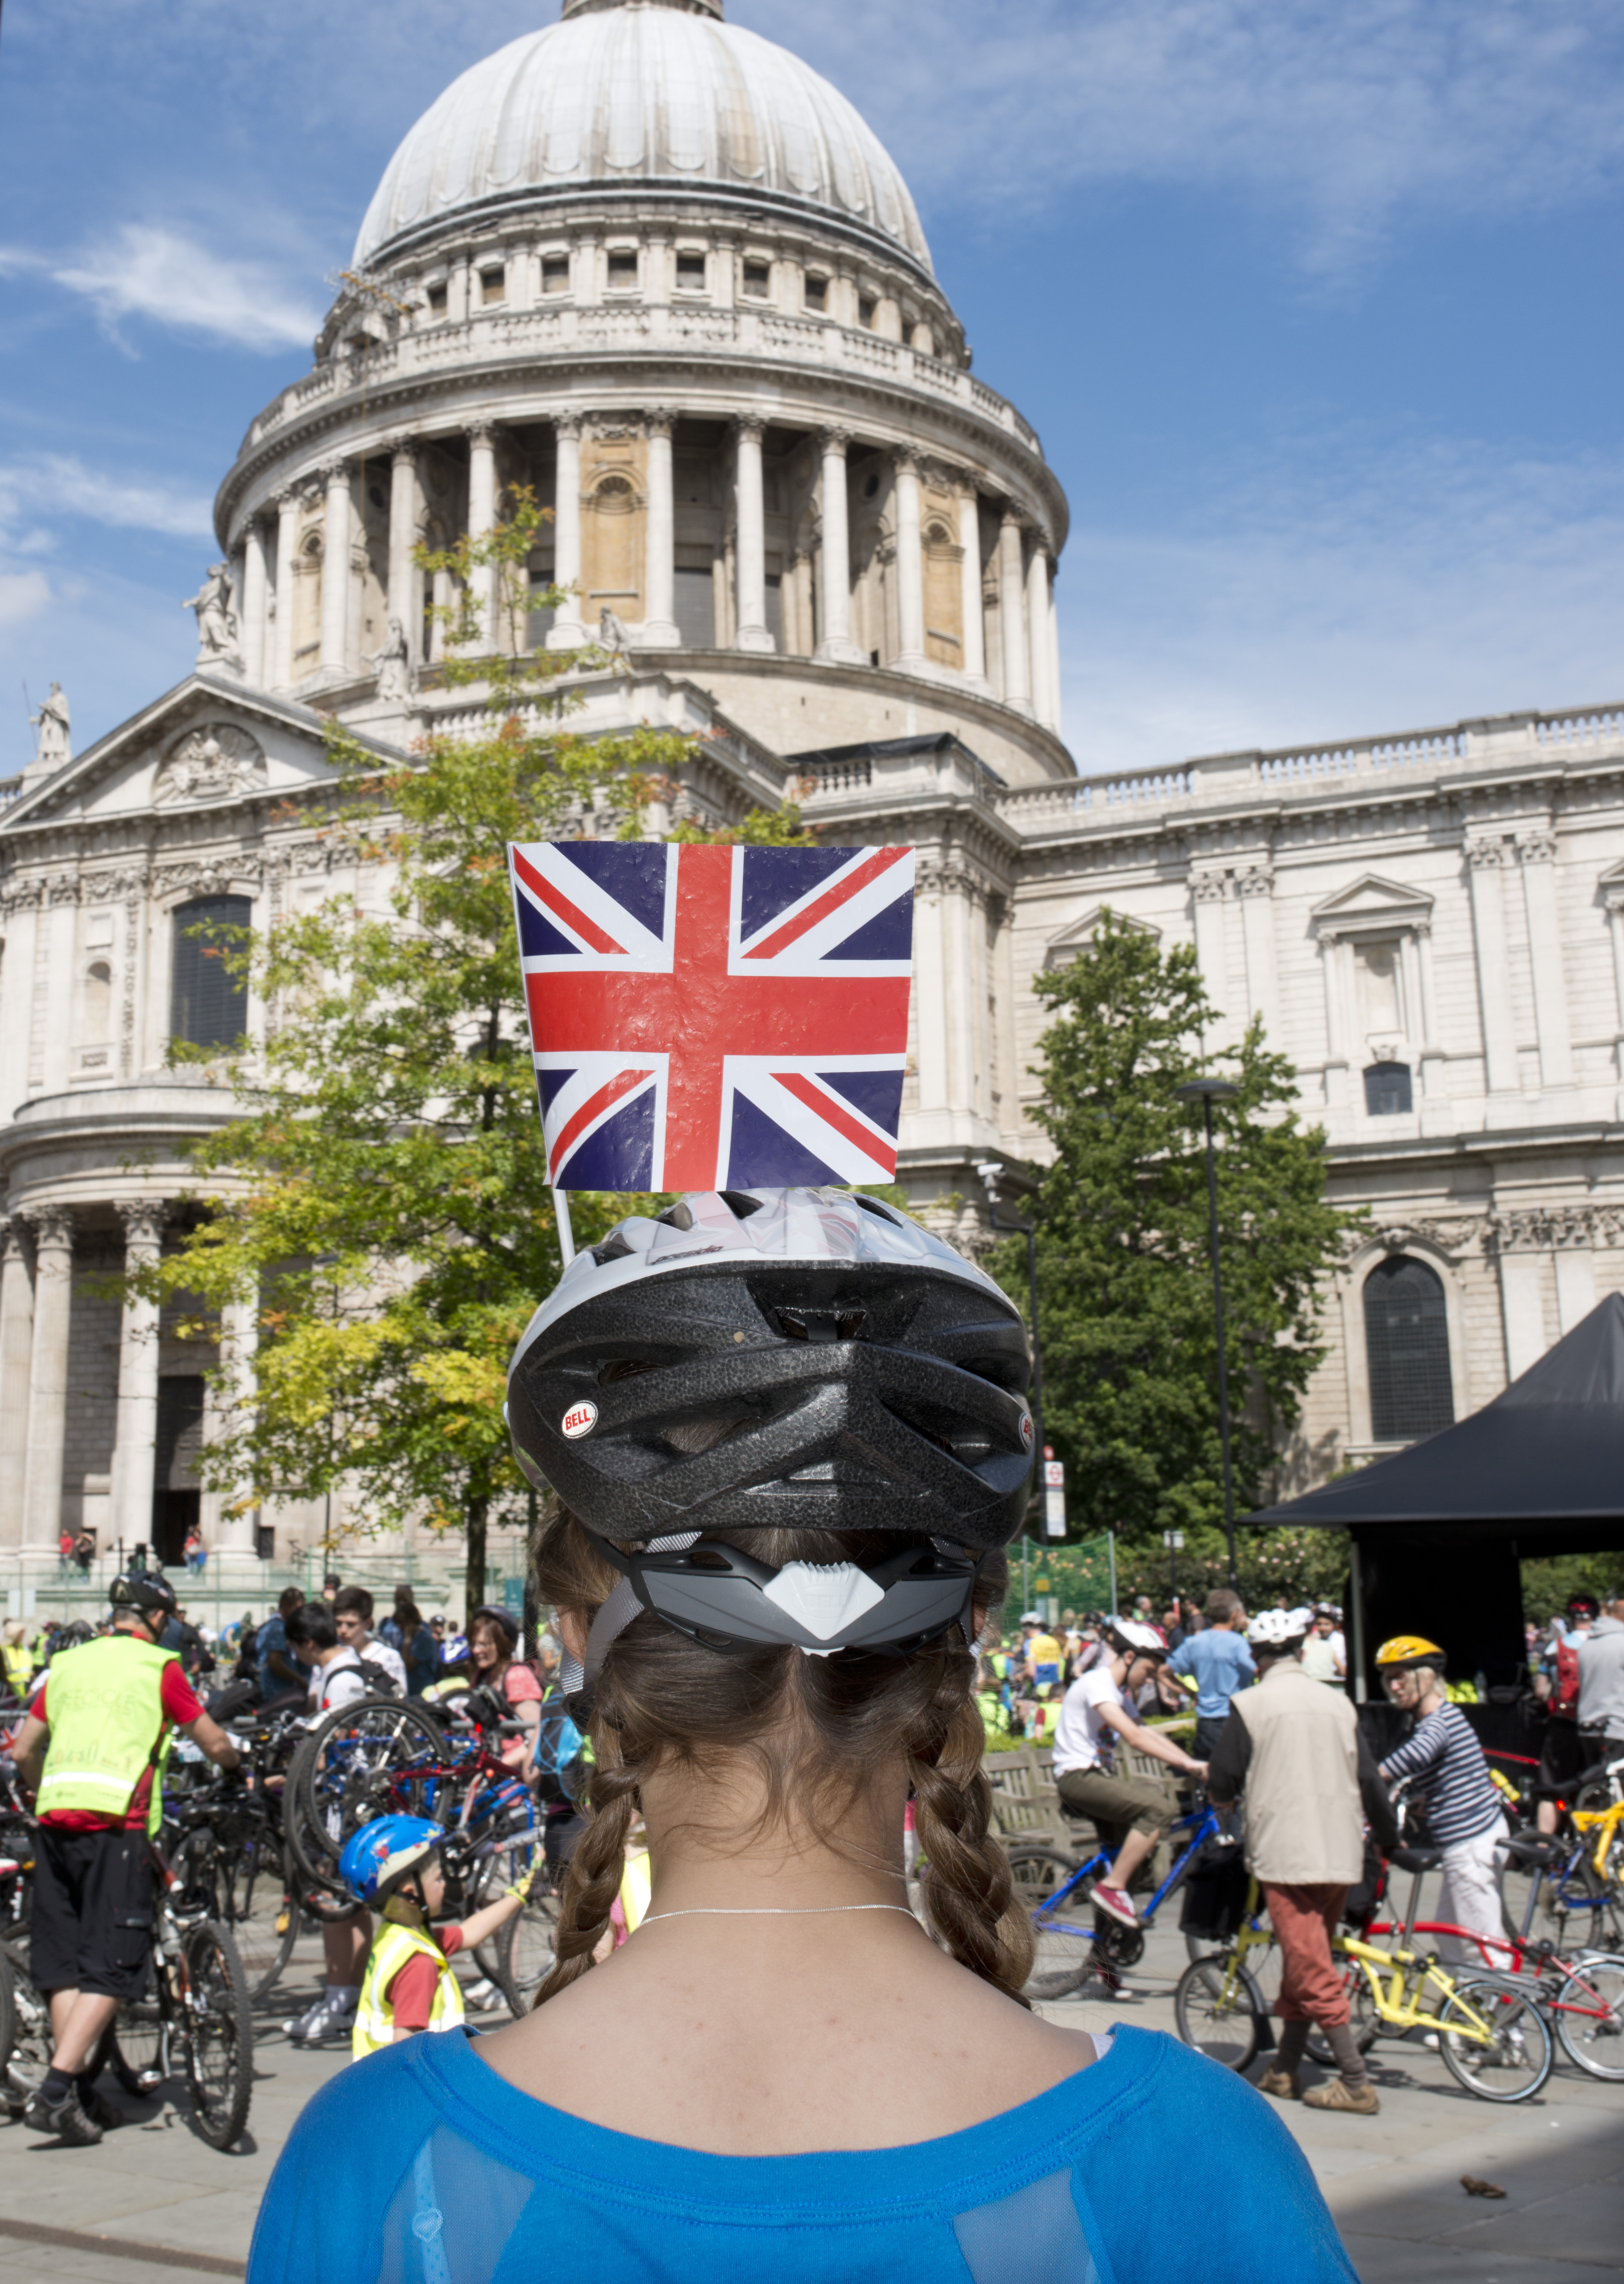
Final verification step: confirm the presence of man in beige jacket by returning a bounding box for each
[1207,1609,1399,2113]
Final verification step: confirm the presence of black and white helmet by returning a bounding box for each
[506,1187,1036,1696]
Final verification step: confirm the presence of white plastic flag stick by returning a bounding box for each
[553,1185,576,1268]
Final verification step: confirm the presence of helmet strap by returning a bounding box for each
[382,1892,426,1929]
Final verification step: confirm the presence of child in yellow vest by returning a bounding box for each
[338,1815,534,2058]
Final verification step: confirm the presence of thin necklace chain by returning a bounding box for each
[639,1902,916,1926]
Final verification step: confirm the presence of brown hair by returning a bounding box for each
[532,1502,1032,2010]
[1204,1588,1242,1624]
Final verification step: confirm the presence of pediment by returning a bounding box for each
[1310,872,1434,938]
[1045,904,1161,969]
[0,674,408,833]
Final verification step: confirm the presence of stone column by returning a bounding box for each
[547,412,587,648]
[1518,830,1575,1091]
[466,423,498,650]
[21,1205,73,1554]
[271,490,299,688]
[892,449,926,671]
[814,430,864,664]
[1047,576,1063,737]
[1466,834,1520,1099]
[913,859,951,1135]
[958,489,987,684]
[211,1293,260,1554]
[998,511,1031,714]
[1190,871,1229,1054]
[111,1201,165,1554]
[733,416,774,653]
[388,441,422,665]
[1604,886,1624,1117]
[1236,865,1279,1041]
[0,1219,33,1551]
[641,409,679,645]
[241,517,269,687]
[1415,922,1445,1100]
[1317,928,1351,1109]
[1032,546,1059,726]
[320,462,351,676]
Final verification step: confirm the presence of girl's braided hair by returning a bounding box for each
[531,1499,1033,2008]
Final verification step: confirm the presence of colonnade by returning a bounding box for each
[232,410,1064,731]
[0,1203,257,1559]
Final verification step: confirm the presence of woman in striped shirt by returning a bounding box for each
[1376,1635,1506,1963]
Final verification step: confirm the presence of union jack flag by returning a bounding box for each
[507,841,915,1192]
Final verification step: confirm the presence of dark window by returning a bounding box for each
[742,260,770,298]
[804,274,827,312]
[674,565,714,647]
[541,255,569,295]
[1364,1061,1412,1116]
[858,295,876,329]
[1364,1256,1454,1442]
[479,266,505,305]
[171,896,250,1050]
[152,1374,205,1565]
[425,282,447,316]
[676,250,706,289]
[607,249,638,289]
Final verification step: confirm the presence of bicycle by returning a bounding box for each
[1008,1791,1235,2000]
[1175,1846,1554,2103]
[1361,1904,1624,2082]
[1497,1825,1624,1954]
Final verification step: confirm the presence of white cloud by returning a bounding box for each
[0,455,214,542]
[49,224,320,352]
[742,0,1624,275]
[0,572,51,632]
[1058,432,1624,770]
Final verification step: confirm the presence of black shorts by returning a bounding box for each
[30,1826,155,2001]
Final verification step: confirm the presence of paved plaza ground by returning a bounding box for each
[0,1912,1619,2282]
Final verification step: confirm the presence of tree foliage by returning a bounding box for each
[993,911,1359,1564]
[142,505,812,1604]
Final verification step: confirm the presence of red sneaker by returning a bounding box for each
[1092,1883,1139,1929]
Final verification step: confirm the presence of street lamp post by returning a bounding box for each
[975,1163,1046,1576]
[1174,1080,1241,1592]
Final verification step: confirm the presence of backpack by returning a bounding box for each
[1553,1635,1582,1721]
[355,1655,402,1699]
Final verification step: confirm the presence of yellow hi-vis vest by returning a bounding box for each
[353,1921,466,2058]
[35,1633,178,1838]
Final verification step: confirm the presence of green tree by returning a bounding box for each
[995,910,1359,1573]
[140,504,811,1606]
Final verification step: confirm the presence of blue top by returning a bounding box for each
[1169,1629,1256,1720]
[255,1613,309,1702]
[248,2023,1352,2284]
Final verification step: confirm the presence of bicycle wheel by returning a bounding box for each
[0,1951,16,2090]
[179,1920,254,2150]
[1305,1956,1381,2064]
[1438,1975,1553,2104]
[3,1950,53,2112]
[1553,1953,1624,2081]
[1496,1850,1548,1945]
[1174,1953,1264,2073]
[293,1696,450,1868]
[1007,1847,1096,2002]
[107,1984,166,2099]
[493,1885,562,2016]
[221,1829,298,2003]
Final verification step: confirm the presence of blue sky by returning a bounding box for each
[2,0,1621,776]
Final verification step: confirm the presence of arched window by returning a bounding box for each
[1364,1061,1412,1116]
[1364,1255,1454,1441]
[171,896,250,1050]
[84,959,112,1043]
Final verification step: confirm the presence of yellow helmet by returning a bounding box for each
[1375,1634,1446,1671]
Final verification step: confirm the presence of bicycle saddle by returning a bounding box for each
[1504,1834,1560,1868]
[1389,1845,1443,1874]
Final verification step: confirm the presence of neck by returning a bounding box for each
[637,1752,911,1922]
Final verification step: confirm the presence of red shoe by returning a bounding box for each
[1092,1883,1139,1929]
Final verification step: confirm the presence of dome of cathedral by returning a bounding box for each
[354,0,931,275]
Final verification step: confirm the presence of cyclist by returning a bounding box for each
[333,1586,409,1696]
[1577,1587,1624,1767]
[2,1617,33,1700]
[338,1816,532,2053]
[10,1571,242,2145]
[1051,1621,1207,1928]
[1207,1610,1397,2114]
[1167,1589,1254,1757]
[1375,1635,1506,1964]
[253,1189,1353,2284]
[1537,1592,1600,1834]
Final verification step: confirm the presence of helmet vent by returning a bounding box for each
[776,1307,868,1343]
[719,1190,764,1218]
[655,1200,695,1231]
[590,1231,637,1266]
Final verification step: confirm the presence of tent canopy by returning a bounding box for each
[1252,1291,1624,1535]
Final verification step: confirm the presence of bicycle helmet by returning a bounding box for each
[1106,1621,1167,1660]
[339,1814,442,1908]
[507,1186,1034,1699]
[1374,1633,1446,1673]
[110,1571,178,1627]
[1247,1608,1305,1649]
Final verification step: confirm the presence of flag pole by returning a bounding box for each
[552,1186,575,1268]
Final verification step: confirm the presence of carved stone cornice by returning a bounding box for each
[643,406,676,439]
[116,1198,170,1252]
[732,413,766,445]
[1517,830,1557,865]
[320,461,351,488]
[19,1204,75,1251]
[1234,863,1274,899]
[552,408,582,441]
[1465,833,1507,869]
[1190,869,1227,904]
[817,426,851,457]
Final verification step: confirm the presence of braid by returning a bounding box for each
[532,1726,641,2007]
[909,1692,1034,2006]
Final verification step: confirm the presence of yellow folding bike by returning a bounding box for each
[1174,1845,1553,2103]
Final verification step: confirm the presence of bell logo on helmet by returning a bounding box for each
[1018,1412,1034,1450]
[561,1399,599,1440]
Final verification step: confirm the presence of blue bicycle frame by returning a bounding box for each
[1030,1800,1226,1946]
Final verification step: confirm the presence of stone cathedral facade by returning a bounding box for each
[3,0,1622,1585]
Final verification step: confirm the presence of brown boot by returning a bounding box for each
[1304,2076,1380,2114]
[1258,2067,1301,2100]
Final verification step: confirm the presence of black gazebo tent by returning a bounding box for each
[1251,1293,1624,1700]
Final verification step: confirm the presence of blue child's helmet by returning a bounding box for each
[339,1814,442,1908]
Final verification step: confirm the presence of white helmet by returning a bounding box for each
[1248,1608,1304,1648]
[1110,1619,1167,1659]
